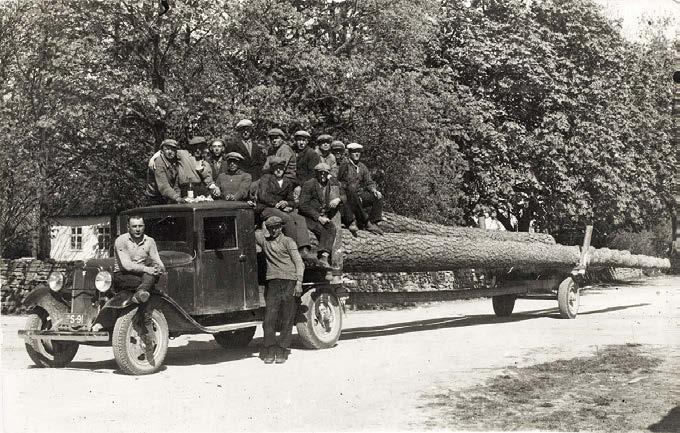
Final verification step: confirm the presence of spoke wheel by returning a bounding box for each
[112,307,169,375]
[558,277,580,319]
[24,312,79,368]
[296,290,343,349]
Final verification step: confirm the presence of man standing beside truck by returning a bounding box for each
[255,216,305,364]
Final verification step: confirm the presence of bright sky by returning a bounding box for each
[594,0,680,40]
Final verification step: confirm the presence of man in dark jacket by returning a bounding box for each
[262,128,296,183]
[217,152,252,201]
[257,157,312,257]
[298,162,346,268]
[226,119,267,180]
[293,130,320,187]
[205,138,226,177]
[337,142,384,235]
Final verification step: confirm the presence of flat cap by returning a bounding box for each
[314,162,331,172]
[317,134,333,143]
[188,136,207,146]
[267,128,285,138]
[161,139,179,148]
[269,156,287,167]
[346,142,363,151]
[225,151,245,161]
[265,216,284,228]
[330,140,345,150]
[294,130,311,139]
[235,119,254,129]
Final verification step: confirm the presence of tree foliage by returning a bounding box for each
[0,0,676,258]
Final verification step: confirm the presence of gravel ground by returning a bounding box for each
[1,275,678,432]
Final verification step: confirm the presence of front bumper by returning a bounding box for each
[18,330,110,342]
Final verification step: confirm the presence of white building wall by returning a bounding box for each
[49,216,112,261]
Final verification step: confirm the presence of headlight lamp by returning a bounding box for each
[94,271,112,293]
[47,272,64,292]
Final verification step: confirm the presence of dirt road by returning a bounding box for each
[2,276,679,432]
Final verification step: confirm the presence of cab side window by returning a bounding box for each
[203,216,237,250]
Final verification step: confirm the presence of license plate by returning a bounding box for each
[62,314,86,326]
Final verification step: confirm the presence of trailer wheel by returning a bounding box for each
[213,327,256,349]
[558,277,580,319]
[112,306,169,375]
[492,295,516,317]
[296,290,343,349]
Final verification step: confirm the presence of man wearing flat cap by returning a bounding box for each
[257,156,313,259]
[263,128,297,183]
[216,152,252,201]
[316,134,338,177]
[255,215,305,364]
[330,140,346,165]
[298,162,348,267]
[188,136,209,162]
[225,119,267,181]
[293,130,320,188]
[145,138,220,204]
[337,142,384,235]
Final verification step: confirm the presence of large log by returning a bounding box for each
[380,212,556,245]
[339,231,670,273]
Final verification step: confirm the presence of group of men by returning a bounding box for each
[144,119,386,268]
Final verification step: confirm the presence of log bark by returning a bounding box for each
[339,231,670,273]
[380,212,556,245]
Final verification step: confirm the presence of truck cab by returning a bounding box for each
[18,201,346,375]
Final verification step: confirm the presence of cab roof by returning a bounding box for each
[122,201,253,215]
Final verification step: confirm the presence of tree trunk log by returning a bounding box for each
[339,231,670,273]
[380,212,556,245]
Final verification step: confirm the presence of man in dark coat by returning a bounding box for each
[257,157,312,257]
[298,162,346,268]
[226,119,267,181]
[293,130,320,187]
[337,142,384,235]
[217,152,252,201]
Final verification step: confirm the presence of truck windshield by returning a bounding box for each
[143,216,191,253]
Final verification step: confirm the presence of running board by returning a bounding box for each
[202,321,262,334]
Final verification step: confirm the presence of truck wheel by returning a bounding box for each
[558,277,580,319]
[492,294,516,317]
[24,312,79,368]
[296,290,343,349]
[112,307,169,375]
[213,327,256,349]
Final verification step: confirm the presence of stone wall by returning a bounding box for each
[1,259,80,314]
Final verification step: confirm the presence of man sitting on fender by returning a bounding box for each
[298,163,347,268]
[257,156,314,259]
[337,142,384,235]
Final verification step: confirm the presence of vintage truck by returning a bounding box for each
[18,201,347,375]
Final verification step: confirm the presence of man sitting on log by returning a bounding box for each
[315,134,337,177]
[217,152,252,201]
[337,142,383,235]
[257,156,314,259]
[262,128,297,183]
[298,162,348,268]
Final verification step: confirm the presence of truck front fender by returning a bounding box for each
[23,286,69,318]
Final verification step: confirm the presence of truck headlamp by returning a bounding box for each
[47,272,64,292]
[95,271,112,293]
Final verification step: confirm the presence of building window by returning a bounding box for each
[70,227,83,251]
[97,226,111,251]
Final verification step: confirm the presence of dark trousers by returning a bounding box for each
[113,271,158,293]
[263,279,297,349]
[261,208,311,248]
[304,216,337,254]
[345,188,383,227]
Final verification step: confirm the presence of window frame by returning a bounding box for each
[70,227,83,251]
[202,215,239,252]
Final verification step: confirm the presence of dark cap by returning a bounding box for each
[265,216,284,228]
[225,152,245,161]
[330,140,345,150]
[317,134,333,143]
[161,139,179,148]
[268,128,285,138]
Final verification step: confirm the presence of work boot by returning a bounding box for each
[275,346,289,364]
[262,346,275,364]
[366,221,384,235]
[348,221,359,236]
[318,253,332,269]
[132,289,150,304]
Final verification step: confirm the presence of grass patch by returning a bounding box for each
[423,344,676,431]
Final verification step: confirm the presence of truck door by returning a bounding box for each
[200,213,245,313]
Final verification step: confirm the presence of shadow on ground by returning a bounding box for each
[649,406,680,432]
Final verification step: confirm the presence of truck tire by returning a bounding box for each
[296,290,343,349]
[558,277,580,319]
[112,306,169,375]
[24,312,79,368]
[213,327,256,349]
[492,294,516,317]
